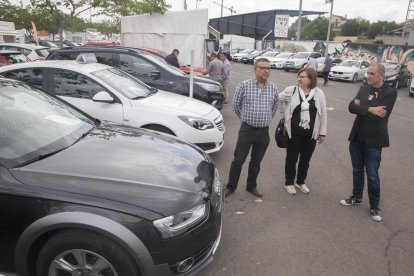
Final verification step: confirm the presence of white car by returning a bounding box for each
[0,43,50,61]
[269,52,294,69]
[329,59,370,83]
[253,51,280,64]
[0,61,225,153]
[232,49,254,62]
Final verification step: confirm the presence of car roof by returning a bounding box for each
[52,45,147,54]
[0,50,22,54]
[0,60,112,73]
[0,43,50,50]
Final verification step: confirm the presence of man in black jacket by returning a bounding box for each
[165,49,180,68]
[340,62,397,222]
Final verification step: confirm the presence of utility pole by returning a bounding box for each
[297,0,303,41]
[221,0,223,17]
[213,1,237,16]
[183,0,187,10]
[325,0,334,55]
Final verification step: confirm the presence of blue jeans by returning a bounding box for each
[349,141,382,209]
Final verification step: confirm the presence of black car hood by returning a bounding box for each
[192,75,221,86]
[10,123,215,217]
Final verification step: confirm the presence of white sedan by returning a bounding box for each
[0,61,225,153]
[328,59,370,83]
[268,52,294,69]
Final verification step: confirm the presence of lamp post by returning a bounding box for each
[297,0,303,41]
[325,0,334,55]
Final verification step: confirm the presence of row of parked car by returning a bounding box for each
[232,48,413,93]
[0,43,225,275]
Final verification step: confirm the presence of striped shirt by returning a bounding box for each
[233,78,279,127]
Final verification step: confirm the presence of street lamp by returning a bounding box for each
[325,0,334,55]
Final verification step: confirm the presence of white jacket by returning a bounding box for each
[279,85,327,140]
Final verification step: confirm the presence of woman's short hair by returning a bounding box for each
[298,67,318,89]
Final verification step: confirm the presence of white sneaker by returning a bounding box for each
[285,185,296,195]
[295,184,310,194]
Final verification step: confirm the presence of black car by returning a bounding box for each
[0,78,223,276]
[363,61,411,89]
[47,46,225,109]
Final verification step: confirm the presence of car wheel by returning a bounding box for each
[36,229,140,276]
[143,124,175,135]
[352,73,358,83]
[284,69,290,72]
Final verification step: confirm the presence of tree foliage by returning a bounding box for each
[341,17,370,36]
[368,21,399,39]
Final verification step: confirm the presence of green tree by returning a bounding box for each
[288,17,311,40]
[301,17,336,41]
[368,21,399,38]
[341,17,370,36]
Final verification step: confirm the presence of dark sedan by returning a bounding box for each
[363,61,411,89]
[0,78,223,276]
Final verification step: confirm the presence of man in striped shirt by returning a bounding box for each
[225,58,279,198]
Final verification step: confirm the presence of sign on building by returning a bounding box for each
[274,15,289,38]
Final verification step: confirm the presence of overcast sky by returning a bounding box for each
[167,0,410,23]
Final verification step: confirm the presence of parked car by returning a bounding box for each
[241,50,266,64]
[229,48,243,60]
[269,52,294,69]
[232,49,255,62]
[83,41,121,46]
[0,43,50,61]
[63,40,80,47]
[329,59,370,82]
[315,56,342,76]
[27,39,59,49]
[253,51,280,64]
[283,52,323,71]
[46,46,225,109]
[0,77,223,276]
[363,61,411,89]
[0,60,225,153]
[0,50,28,66]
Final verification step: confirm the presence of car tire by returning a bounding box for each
[36,229,141,276]
[143,125,175,135]
[284,69,290,72]
[352,73,358,83]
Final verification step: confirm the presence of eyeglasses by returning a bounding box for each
[257,66,271,71]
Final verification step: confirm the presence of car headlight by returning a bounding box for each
[178,115,214,130]
[153,203,206,238]
[196,82,222,92]
[386,75,397,81]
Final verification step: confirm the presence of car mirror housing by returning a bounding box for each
[92,91,115,103]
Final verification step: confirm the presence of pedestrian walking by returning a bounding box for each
[340,62,397,222]
[323,54,333,85]
[306,56,318,72]
[220,52,231,104]
[224,58,279,198]
[278,67,327,195]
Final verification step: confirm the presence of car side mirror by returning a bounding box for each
[92,91,115,103]
[150,70,161,80]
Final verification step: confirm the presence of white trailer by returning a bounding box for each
[220,34,255,51]
[121,9,209,67]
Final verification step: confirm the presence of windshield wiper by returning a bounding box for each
[71,127,95,145]
[131,95,147,100]
[15,148,68,168]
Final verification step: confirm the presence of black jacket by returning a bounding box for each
[348,84,397,148]
[165,53,180,68]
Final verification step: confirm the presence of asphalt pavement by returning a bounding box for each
[201,62,414,276]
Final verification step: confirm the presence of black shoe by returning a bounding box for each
[246,187,263,197]
[224,187,234,198]
[370,208,382,222]
[339,195,362,206]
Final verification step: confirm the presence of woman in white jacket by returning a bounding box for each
[278,67,327,195]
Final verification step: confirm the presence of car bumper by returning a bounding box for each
[328,73,354,81]
[272,62,284,68]
[284,64,302,70]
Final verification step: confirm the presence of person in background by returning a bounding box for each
[278,67,327,195]
[306,56,318,72]
[340,62,397,222]
[224,58,279,198]
[165,49,180,68]
[205,52,223,83]
[220,52,231,104]
[323,54,333,86]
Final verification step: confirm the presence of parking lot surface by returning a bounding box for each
[202,62,414,276]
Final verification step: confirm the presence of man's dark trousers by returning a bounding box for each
[349,141,382,209]
[323,71,329,85]
[226,122,270,191]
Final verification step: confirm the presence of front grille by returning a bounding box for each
[195,143,216,151]
[331,71,343,75]
[214,115,225,132]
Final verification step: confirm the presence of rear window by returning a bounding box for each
[49,52,79,60]
[3,53,27,64]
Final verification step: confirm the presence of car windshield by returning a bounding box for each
[250,51,261,55]
[144,53,187,76]
[339,60,361,67]
[91,67,155,99]
[261,52,276,57]
[384,63,400,72]
[292,53,309,59]
[3,53,27,64]
[277,53,292,58]
[239,49,252,54]
[36,49,50,57]
[0,81,94,168]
